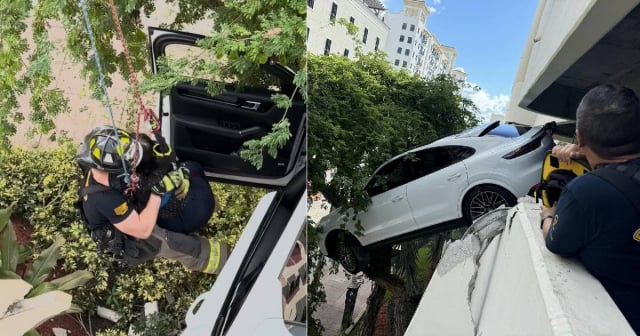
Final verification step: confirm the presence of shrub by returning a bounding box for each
[0,143,265,331]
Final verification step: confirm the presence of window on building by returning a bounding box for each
[399,35,405,42]
[307,0,314,8]
[397,47,402,54]
[408,37,413,44]
[349,16,355,24]
[402,61,407,68]
[410,24,415,32]
[330,3,337,20]
[324,39,332,55]
[363,28,368,44]
[344,48,349,57]
[405,49,410,56]
[375,37,380,51]
[402,23,407,30]
[394,59,400,66]
[306,27,309,40]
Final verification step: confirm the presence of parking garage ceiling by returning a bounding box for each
[524,3,640,120]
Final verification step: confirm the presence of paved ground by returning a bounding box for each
[315,266,372,336]
[309,199,372,336]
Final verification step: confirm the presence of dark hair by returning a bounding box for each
[576,84,640,158]
[134,133,156,175]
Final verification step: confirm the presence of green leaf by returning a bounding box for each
[23,330,40,336]
[25,235,65,287]
[1,215,18,272]
[0,202,15,232]
[17,244,32,264]
[0,269,21,279]
[49,270,93,291]
[26,281,57,298]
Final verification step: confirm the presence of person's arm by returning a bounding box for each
[113,171,183,238]
[540,203,556,240]
[542,188,590,257]
[552,144,585,164]
[113,194,162,239]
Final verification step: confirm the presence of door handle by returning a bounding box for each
[447,173,462,181]
[392,195,404,202]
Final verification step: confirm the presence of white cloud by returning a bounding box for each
[433,0,442,4]
[461,83,510,122]
[428,6,437,13]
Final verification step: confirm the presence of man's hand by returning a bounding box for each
[151,172,181,196]
[552,144,584,164]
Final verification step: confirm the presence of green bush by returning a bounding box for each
[0,143,265,331]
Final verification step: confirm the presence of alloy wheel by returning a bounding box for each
[336,239,358,273]
[469,190,508,220]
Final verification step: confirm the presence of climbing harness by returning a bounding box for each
[78,0,170,193]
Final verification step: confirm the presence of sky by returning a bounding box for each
[383,0,539,121]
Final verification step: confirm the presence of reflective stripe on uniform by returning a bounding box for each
[202,239,221,274]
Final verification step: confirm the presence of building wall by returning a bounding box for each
[383,0,458,80]
[306,0,389,58]
[383,2,426,72]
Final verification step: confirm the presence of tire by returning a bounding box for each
[462,185,517,224]
[334,234,368,274]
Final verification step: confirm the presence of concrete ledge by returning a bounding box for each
[406,199,633,335]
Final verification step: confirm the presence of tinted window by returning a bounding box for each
[487,124,531,137]
[365,158,408,197]
[407,146,474,182]
[365,146,474,197]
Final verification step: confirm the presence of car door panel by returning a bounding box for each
[148,26,307,335]
[359,185,415,245]
[149,27,305,187]
[407,162,469,227]
[405,146,474,227]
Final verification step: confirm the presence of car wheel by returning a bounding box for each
[334,234,366,274]
[463,185,517,224]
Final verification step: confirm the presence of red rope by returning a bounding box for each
[106,0,161,193]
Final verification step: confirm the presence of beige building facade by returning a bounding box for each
[306,0,389,58]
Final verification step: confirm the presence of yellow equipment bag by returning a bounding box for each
[536,152,591,207]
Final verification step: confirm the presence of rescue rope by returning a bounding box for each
[78,0,131,184]
[106,0,166,195]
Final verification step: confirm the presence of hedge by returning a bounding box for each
[0,142,265,331]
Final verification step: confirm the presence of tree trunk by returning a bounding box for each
[359,284,386,336]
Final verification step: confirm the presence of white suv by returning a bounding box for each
[317,121,555,274]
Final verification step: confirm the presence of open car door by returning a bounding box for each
[149,27,306,188]
[148,27,306,336]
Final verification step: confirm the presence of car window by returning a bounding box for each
[163,43,284,92]
[408,146,474,181]
[486,124,531,137]
[365,158,408,197]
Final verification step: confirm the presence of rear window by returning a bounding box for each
[487,124,531,137]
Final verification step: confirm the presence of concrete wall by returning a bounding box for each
[405,200,634,336]
[307,0,389,57]
[505,0,640,125]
